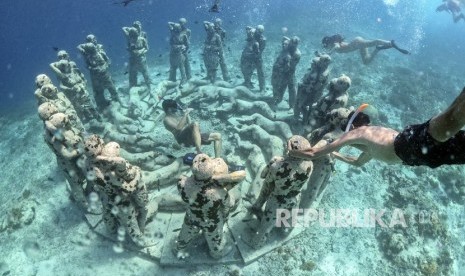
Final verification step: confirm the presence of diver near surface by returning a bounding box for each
[209,0,221,12]
[122,21,151,91]
[436,0,465,23]
[114,0,137,7]
[288,86,465,169]
[162,99,222,157]
[322,34,410,65]
[175,153,246,259]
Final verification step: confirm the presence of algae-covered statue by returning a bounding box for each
[84,135,155,247]
[248,135,313,248]
[49,50,100,122]
[240,25,266,92]
[34,75,84,133]
[168,22,189,84]
[174,153,246,259]
[294,53,332,122]
[271,36,301,109]
[77,34,120,111]
[213,18,230,81]
[40,110,89,210]
[202,21,223,83]
[123,21,151,91]
[307,74,351,130]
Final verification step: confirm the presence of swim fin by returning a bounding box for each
[391,40,410,55]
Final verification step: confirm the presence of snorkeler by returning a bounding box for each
[209,0,221,12]
[114,0,137,7]
[322,34,410,65]
[436,0,465,23]
[162,99,222,157]
[289,86,465,169]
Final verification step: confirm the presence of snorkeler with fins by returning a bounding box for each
[322,34,410,65]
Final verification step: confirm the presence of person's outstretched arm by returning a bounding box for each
[331,151,372,167]
[288,129,364,160]
[429,86,465,142]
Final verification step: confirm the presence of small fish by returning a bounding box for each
[156,73,161,77]
[124,71,128,75]
[235,75,241,79]
[52,47,59,52]
[172,228,181,232]
[158,54,162,58]
[231,211,242,218]
[194,20,199,24]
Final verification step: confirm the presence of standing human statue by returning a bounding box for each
[271,36,301,109]
[122,21,151,91]
[77,34,120,111]
[175,154,246,259]
[179,18,192,81]
[241,25,266,92]
[84,135,155,246]
[202,21,223,83]
[213,18,230,81]
[168,22,188,84]
[248,135,313,248]
[294,53,332,121]
[49,50,100,122]
[39,109,90,211]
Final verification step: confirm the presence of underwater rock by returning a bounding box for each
[0,190,36,233]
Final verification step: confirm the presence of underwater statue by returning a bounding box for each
[248,135,313,248]
[294,53,331,122]
[271,36,301,109]
[84,135,155,247]
[123,21,151,91]
[202,21,223,83]
[240,25,266,92]
[175,153,246,259]
[49,50,100,122]
[77,34,120,111]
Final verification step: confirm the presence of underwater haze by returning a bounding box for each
[1,0,465,275]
